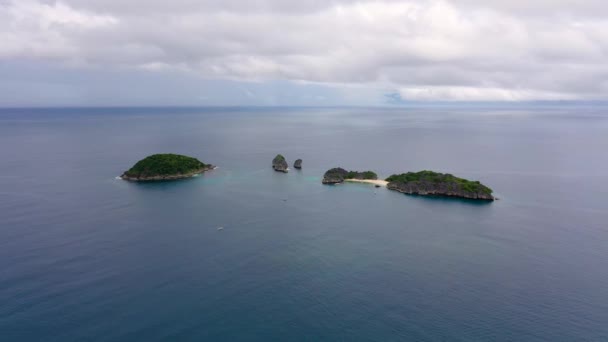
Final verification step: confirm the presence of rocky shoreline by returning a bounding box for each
[386,182,494,200]
[121,165,216,181]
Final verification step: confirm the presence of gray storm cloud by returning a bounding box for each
[1,0,607,103]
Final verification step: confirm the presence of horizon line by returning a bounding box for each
[1,101,608,110]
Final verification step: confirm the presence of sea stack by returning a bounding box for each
[294,159,302,169]
[272,154,288,173]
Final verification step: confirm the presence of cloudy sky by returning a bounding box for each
[1,0,607,106]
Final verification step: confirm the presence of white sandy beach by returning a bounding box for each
[344,179,389,187]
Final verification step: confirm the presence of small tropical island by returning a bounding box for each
[385,171,494,200]
[121,153,215,181]
[322,168,494,201]
[272,154,288,173]
[322,167,380,184]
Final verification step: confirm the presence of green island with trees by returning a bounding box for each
[121,154,214,181]
[120,153,495,201]
[345,171,378,180]
[385,170,494,200]
[322,167,378,184]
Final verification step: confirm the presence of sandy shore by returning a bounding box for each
[344,179,389,187]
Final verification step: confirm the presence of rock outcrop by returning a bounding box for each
[322,167,348,184]
[272,154,288,173]
[294,159,302,169]
[385,171,494,201]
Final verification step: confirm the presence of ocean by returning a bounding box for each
[1,106,607,341]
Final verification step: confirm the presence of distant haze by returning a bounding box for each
[1,0,607,106]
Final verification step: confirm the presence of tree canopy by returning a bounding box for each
[124,154,208,178]
[386,170,493,194]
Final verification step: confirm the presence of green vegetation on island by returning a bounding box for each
[385,170,494,200]
[385,171,492,194]
[122,154,214,181]
[273,154,286,163]
[345,171,378,180]
[322,168,378,184]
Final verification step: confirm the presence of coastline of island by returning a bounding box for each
[121,165,216,181]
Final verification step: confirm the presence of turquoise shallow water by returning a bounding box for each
[1,107,607,341]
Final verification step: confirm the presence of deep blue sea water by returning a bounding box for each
[1,106,607,341]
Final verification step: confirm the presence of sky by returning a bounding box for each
[1,0,607,106]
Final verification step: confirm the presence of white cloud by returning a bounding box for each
[398,86,579,101]
[0,0,117,59]
[7,0,117,29]
[0,0,607,102]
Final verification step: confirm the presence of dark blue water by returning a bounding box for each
[1,107,607,341]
